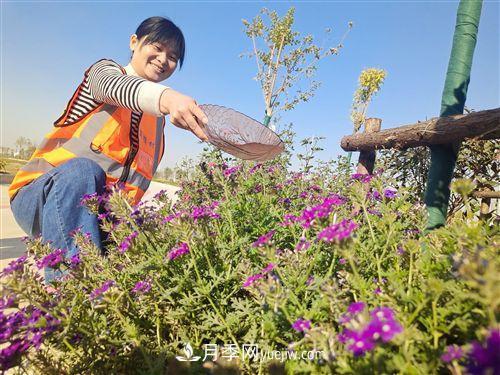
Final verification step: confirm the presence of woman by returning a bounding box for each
[9,16,207,284]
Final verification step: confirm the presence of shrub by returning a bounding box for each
[1,146,498,374]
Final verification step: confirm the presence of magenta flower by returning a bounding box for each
[162,212,182,224]
[252,230,276,248]
[281,214,298,227]
[292,318,311,332]
[351,173,373,183]
[167,242,190,261]
[370,307,395,322]
[295,238,311,252]
[370,190,382,201]
[364,318,403,342]
[249,163,263,174]
[339,258,347,265]
[36,249,66,269]
[242,263,276,288]
[317,219,358,242]
[1,255,27,276]
[90,280,115,300]
[347,331,376,356]
[339,304,403,357]
[131,278,152,295]
[441,345,464,363]
[243,273,264,288]
[298,195,346,229]
[348,302,366,315]
[118,231,138,253]
[69,254,81,269]
[190,201,220,221]
[223,165,241,177]
[261,263,275,273]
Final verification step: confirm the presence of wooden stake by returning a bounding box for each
[356,118,382,174]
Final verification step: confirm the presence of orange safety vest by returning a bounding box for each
[9,74,165,205]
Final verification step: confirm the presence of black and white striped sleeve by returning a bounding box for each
[85,59,166,117]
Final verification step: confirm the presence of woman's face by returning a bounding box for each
[129,34,179,82]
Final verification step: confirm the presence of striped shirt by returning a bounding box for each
[56,59,167,126]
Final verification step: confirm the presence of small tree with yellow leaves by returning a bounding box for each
[350,68,387,133]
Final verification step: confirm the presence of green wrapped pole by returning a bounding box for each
[263,114,272,127]
[424,0,482,231]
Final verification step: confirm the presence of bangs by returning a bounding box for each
[136,17,186,68]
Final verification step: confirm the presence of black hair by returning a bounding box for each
[135,16,185,68]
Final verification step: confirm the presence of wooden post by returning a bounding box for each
[356,118,382,174]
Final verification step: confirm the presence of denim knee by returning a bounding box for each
[62,158,106,186]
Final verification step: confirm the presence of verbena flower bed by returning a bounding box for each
[1,151,498,374]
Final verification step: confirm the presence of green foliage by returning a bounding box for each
[378,139,499,218]
[2,138,498,374]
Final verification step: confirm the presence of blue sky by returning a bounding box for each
[1,1,498,170]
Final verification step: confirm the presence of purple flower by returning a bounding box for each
[295,238,311,252]
[167,242,190,261]
[373,287,382,295]
[36,249,66,269]
[1,255,27,276]
[441,345,464,363]
[223,165,241,177]
[367,208,382,217]
[69,254,82,268]
[383,188,397,199]
[298,195,346,229]
[317,219,358,242]
[162,212,182,224]
[281,214,298,227]
[80,192,98,206]
[339,258,347,265]
[366,318,403,342]
[132,279,152,295]
[97,212,109,221]
[347,331,375,356]
[261,263,275,273]
[243,273,264,288]
[90,280,115,300]
[249,163,263,174]
[242,263,275,288]
[348,302,366,315]
[351,173,373,183]
[371,190,382,201]
[370,307,395,322]
[340,305,403,357]
[118,231,138,253]
[292,318,311,332]
[306,276,314,286]
[467,328,500,374]
[190,201,220,221]
[252,230,276,248]
[396,246,405,256]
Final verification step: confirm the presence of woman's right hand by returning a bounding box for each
[159,88,208,141]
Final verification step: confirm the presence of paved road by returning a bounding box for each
[0,181,180,273]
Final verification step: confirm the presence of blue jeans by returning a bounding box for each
[11,158,106,284]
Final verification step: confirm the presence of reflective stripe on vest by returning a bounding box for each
[9,104,165,205]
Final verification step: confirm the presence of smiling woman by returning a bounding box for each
[8,16,209,286]
[129,17,185,82]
